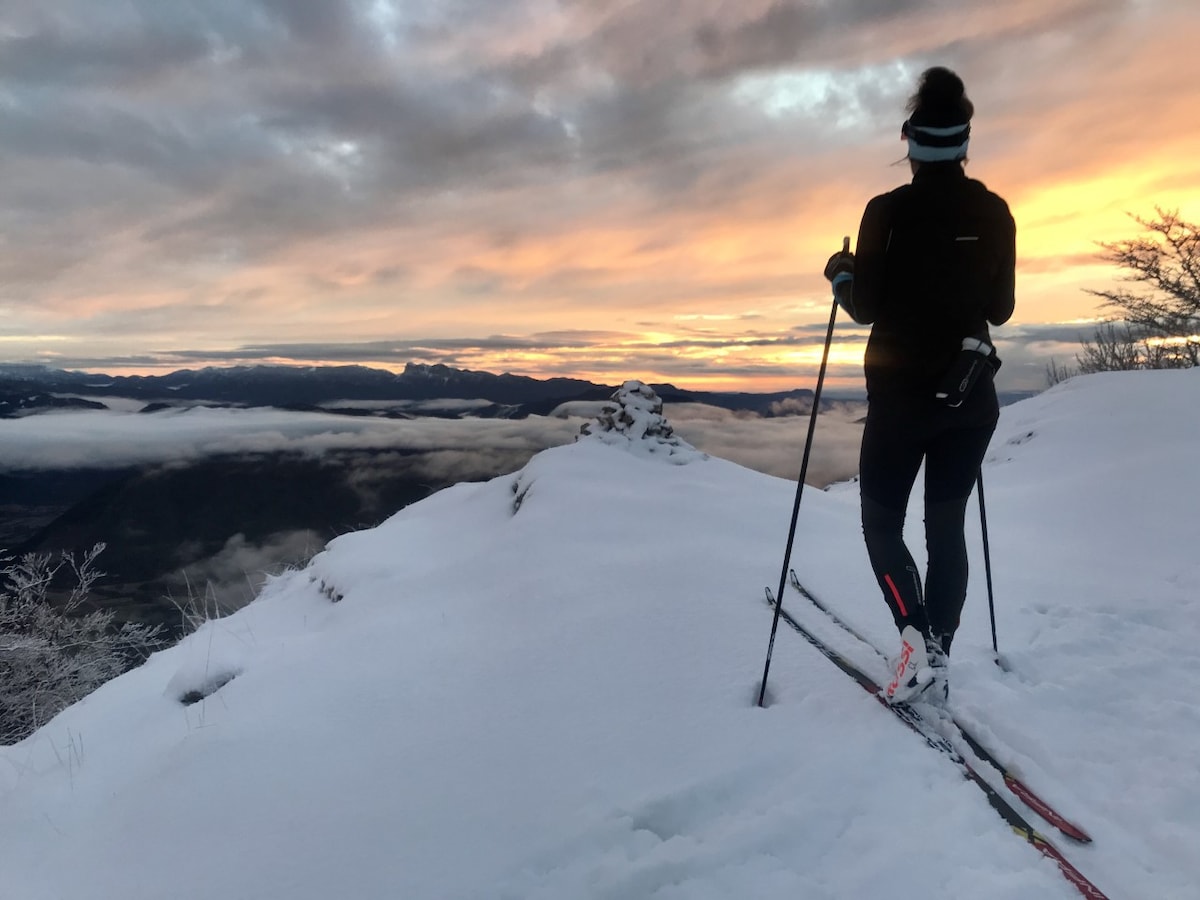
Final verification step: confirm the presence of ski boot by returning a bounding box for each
[923,634,949,705]
[885,625,937,704]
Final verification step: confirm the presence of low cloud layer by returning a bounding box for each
[668,402,865,486]
[0,399,865,488]
[0,406,581,473]
[170,529,326,617]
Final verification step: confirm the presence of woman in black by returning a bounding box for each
[824,67,1016,704]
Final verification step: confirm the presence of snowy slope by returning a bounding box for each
[1,370,1198,899]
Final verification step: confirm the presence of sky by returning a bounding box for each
[2,0,1199,392]
[2,368,1198,898]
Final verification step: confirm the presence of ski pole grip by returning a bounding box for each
[842,236,850,253]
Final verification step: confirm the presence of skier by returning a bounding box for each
[822,67,1016,703]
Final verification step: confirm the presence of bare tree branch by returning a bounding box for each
[1085,208,1200,337]
[0,545,162,744]
[1078,209,1200,371]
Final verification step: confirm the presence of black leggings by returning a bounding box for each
[858,385,998,652]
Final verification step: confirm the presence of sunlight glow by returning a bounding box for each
[1145,335,1200,347]
[731,61,912,128]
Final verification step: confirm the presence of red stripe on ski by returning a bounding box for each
[1005,775,1093,844]
[1029,834,1110,900]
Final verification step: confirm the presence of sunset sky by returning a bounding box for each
[2,0,1199,392]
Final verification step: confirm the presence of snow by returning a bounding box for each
[2,370,1199,899]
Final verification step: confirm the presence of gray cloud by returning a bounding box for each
[238,328,866,357]
[35,327,866,369]
[0,26,211,88]
[0,0,1157,218]
[993,322,1116,391]
[1005,322,1106,345]
[0,1,582,276]
[0,1,936,275]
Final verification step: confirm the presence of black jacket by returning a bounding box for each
[840,164,1016,394]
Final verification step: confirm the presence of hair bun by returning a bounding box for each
[908,66,973,127]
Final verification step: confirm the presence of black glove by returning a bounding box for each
[823,248,855,282]
[825,234,854,290]
[824,239,855,317]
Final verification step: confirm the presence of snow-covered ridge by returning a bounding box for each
[1,370,1197,899]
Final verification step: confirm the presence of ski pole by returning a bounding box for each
[757,238,845,708]
[977,470,999,661]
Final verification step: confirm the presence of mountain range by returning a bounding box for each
[0,362,826,418]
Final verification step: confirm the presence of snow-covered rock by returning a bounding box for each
[579,380,706,463]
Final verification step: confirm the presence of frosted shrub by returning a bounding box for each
[0,544,162,744]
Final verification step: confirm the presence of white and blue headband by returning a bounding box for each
[902,120,970,162]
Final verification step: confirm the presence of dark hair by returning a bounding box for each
[906,67,973,128]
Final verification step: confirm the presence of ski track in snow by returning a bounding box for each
[1,369,1198,898]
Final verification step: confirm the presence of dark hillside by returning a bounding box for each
[16,449,499,634]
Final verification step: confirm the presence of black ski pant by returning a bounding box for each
[858,384,998,654]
